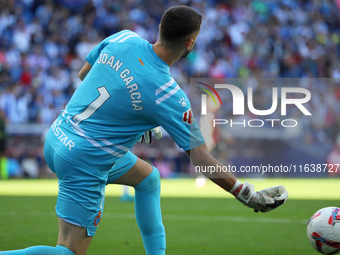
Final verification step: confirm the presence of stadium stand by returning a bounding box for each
[0,0,339,177]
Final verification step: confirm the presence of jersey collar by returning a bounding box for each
[145,43,170,73]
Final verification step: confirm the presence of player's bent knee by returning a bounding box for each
[56,245,76,255]
[57,218,92,255]
[134,167,160,192]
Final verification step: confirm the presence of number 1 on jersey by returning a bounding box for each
[73,86,111,124]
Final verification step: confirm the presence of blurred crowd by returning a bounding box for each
[0,0,340,177]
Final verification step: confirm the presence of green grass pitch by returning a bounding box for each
[0,178,339,254]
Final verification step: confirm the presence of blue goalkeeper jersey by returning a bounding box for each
[48,30,205,167]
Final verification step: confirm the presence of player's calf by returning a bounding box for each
[134,167,166,255]
[0,245,75,255]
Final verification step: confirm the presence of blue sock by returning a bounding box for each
[1,245,75,255]
[134,167,166,255]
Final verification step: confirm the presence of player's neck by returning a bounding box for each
[152,42,181,67]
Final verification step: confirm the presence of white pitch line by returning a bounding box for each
[104,213,308,225]
[2,211,308,225]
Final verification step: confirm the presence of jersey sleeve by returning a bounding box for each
[86,39,109,66]
[155,83,205,151]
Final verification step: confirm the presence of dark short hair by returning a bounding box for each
[160,6,202,42]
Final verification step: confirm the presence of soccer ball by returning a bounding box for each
[307,207,340,254]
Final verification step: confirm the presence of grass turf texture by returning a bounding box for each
[0,178,339,254]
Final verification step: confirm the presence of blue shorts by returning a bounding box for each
[107,150,138,185]
[44,133,137,236]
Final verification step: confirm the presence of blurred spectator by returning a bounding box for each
[0,157,22,179]
[0,0,339,127]
[0,109,21,179]
[0,109,6,156]
[327,134,340,176]
[21,151,40,178]
[0,0,339,178]
[0,109,7,179]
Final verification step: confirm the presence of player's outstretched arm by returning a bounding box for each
[186,143,288,213]
[186,143,237,191]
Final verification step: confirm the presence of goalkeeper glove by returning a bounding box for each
[230,180,288,213]
[137,127,162,144]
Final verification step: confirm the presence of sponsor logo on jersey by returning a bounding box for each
[182,109,194,125]
[179,98,187,107]
[51,120,75,150]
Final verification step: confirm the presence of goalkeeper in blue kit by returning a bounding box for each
[1,6,288,255]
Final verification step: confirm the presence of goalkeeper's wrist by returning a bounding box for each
[229,179,242,195]
[229,180,254,204]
